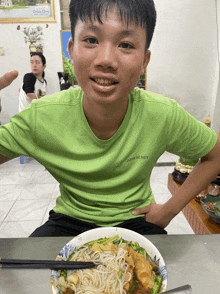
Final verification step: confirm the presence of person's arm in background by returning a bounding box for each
[0,70,19,164]
[27,93,38,101]
[23,73,37,101]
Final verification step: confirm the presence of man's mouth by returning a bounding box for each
[91,78,118,86]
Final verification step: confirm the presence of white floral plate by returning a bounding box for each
[50,227,168,293]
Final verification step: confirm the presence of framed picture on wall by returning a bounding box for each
[0,0,56,23]
[60,30,71,64]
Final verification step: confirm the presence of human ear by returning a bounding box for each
[141,50,151,75]
[68,38,74,66]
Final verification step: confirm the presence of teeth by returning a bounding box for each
[94,78,115,86]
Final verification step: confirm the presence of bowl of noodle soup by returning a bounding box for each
[50,227,167,294]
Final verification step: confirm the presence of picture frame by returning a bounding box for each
[59,29,78,88]
[0,0,56,23]
[60,29,71,70]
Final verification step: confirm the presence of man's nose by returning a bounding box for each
[94,43,118,70]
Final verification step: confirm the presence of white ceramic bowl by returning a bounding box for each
[50,227,168,293]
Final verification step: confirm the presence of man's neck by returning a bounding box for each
[83,98,128,140]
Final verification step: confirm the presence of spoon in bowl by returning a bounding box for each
[162,284,192,294]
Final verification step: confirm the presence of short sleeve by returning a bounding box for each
[165,100,217,159]
[0,106,37,158]
[22,73,36,94]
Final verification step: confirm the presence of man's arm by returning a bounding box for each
[0,71,19,164]
[132,136,220,228]
[0,70,18,90]
[23,73,37,101]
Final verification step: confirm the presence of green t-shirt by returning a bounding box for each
[0,87,217,226]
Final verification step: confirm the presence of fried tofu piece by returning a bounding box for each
[123,246,155,293]
[134,252,155,292]
[67,273,79,285]
[91,243,118,253]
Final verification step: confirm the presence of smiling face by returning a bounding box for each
[68,7,151,108]
[30,55,46,79]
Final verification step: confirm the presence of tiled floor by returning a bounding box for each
[0,152,194,237]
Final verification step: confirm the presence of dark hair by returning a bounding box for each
[30,52,46,66]
[69,0,156,50]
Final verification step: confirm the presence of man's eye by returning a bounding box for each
[119,43,134,49]
[84,38,97,44]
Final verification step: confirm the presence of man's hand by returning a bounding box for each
[0,70,18,91]
[132,202,174,228]
[27,93,38,101]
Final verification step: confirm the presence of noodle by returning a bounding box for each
[66,246,129,293]
[57,236,161,294]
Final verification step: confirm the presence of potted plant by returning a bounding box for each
[23,26,44,52]
[63,56,77,85]
[36,43,43,52]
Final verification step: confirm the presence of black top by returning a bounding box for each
[22,73,47,95]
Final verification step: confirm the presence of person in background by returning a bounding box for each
[19,52,47,112]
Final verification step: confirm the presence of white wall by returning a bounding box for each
[211,0,220,134]
[0,0,63,124]
[147,0,219,132]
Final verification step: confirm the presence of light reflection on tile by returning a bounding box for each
[18,183,57,200]
[0,158,24,172]
[4,199,49,222]
[150,177,170,194]
[151,166,169,179]
[42,198,57,224]
[52,183,60,198]
[0,200,15,222]
[153,193,172,204]
[30,171,58,184]
[0,220,42,238]
[0,171,34,185]
[166,212,195,235]
[0,185,22,201]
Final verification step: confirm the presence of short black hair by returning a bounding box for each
[30,52,46,66]
[69,0,156,50]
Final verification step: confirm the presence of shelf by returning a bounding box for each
[167,173,220,234]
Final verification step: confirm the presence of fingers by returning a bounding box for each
[132,202,155,216]
[0,70,18,91]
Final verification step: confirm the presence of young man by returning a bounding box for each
[18,52,47,112]
[0,0,220,237]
